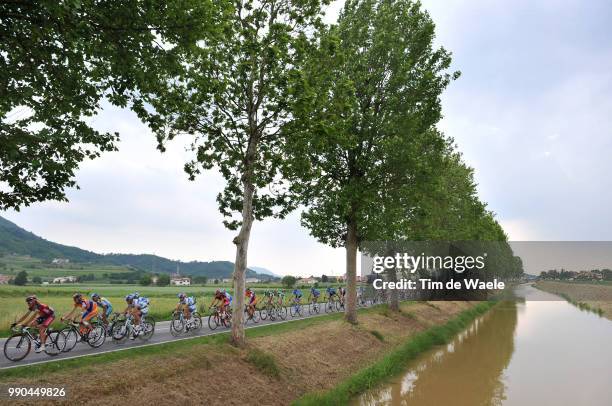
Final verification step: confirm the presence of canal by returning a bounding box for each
[352,284,612,405]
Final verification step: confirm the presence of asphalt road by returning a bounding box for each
[0,303,353,370]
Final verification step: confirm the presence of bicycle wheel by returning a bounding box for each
[171,312,184,336]
[61,327,78,352]
[325,300,334,313]
[191,312,203,331]
[44,330,65,356]
[259,306,268,320]
[87,324,106,348]
[208,313,219,330]
[290,303,298,317]
[335,299,341,312]
[111,321,128,341]
[276,304,287,320]
[3,334,31,361]
[140,320,155,341]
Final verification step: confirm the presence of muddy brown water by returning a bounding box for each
[351,284,612,406]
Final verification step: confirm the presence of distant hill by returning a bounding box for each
[0,216,274,280]
[249,266,280,278]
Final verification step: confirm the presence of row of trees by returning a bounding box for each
[1,0,521,346]
[540,269,612,281]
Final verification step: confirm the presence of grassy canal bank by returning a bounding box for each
[534,281,612,320]
[0,301,493,405]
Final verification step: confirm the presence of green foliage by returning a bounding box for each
[282,275,297,288]
[156,274,170,287]
[369,330,384,341]
[245,348,280,378]
[0,0,213,210]
[13,271,27,286]
[32,276,42,284]
[140,274,152,286]
[285,0,458,248]
[133,0,330,230]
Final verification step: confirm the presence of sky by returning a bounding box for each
[3,0,612,277]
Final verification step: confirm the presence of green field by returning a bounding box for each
[0,255,133,282]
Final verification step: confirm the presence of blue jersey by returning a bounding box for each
[293,289,302,297]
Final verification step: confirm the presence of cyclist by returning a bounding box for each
[91,293,112,325]
[308,286,321,304]
[210,289,231,318]
[123,293,149,339]
[338,286,347,307]
[176,292,196,326]
[326,286,337,302]
[245,288,258,318]
[61,293,98,334]
[263,289,275,305]
[357,285,365,304]
[11,295,55,353]
[275,288,285,306]
[292,288,303,304]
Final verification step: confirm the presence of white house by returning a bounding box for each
[52,276,77,284]
[52,258,70,265]
[245,278,260,283]
[298,277,317,285]
[170,277,191,286]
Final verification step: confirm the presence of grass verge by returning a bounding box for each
[245,348,280,378]
[292,301,495,406]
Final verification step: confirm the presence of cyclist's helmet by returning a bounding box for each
[91,293,100,300]
[125,294,134,302]
[215,289,221,295]
[293,289,299,295]
[246,287,252,293]
[177,292,186,299]
[73,293,82,302]
[25,295,37,303]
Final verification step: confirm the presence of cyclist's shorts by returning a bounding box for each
[36,315,54,328]
[104,305,113,317]
[82,310,97,322]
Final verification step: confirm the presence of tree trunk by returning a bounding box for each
[230,156,257,347]
[345,214,358,324]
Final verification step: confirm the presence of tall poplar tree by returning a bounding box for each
[133,0,329,346]
[285,0,458,323]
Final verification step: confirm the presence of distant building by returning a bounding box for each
[298,277,317,285]
[222,278,232,284]
[52,258,70,265]
[170,277,191,286]
[52,276,77,284]
[151,276,159,284]
[0,274,11,284]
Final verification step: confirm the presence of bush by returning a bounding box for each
[13,271,28,286]
[281,275,297,288]
[32,276,42,284]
